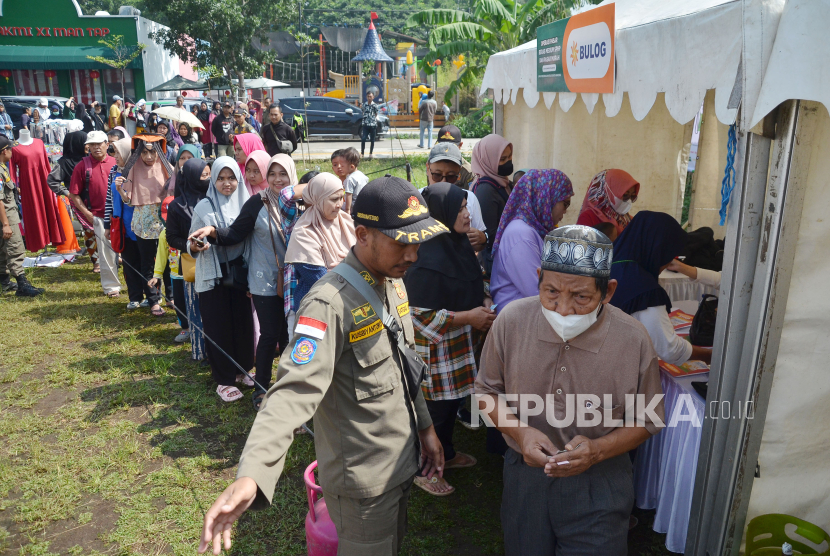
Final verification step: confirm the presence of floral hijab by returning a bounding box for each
[492,169,573,252]
[579,169,640,235]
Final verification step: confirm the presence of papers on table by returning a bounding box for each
[669,309,694,331]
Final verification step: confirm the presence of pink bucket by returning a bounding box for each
[304,461,338,556]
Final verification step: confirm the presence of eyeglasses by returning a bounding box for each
[430,171,459,184]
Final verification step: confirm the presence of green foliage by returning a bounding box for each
[452,99,493,138]
[86,34,147,100]
[76,0,147,16]
[140,0,296,96]
[408,0,601,106]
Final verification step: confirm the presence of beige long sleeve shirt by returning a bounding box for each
[237,250,432,504]
[476,297,665,453]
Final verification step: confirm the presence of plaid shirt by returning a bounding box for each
[411,307,478,401]
[274,185,303,315]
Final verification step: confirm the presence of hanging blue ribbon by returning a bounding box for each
[719,124,737,226]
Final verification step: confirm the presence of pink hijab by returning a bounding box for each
[284,172,356,269]
[233,133,265,171]
[472,133,512,188]
[243,151,272,195]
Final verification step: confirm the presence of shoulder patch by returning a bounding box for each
[291,337,317,365]
[349,319,384,343]
[295,316,327,340]
[351,303,376,325]
[397,301,409,317]
[360,270,376,285]
[393,281,406,300]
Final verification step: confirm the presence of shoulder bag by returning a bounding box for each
[331,263,428,402]
[690,294,718,347]
[261,192,287,293]
[206,196,249,292]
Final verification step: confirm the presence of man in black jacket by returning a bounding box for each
[211,101,234,158]
[260,104,297,156]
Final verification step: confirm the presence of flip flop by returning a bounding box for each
[252,392,266,411]
[151,305,165,317]
[444,452,477,469]
[413,476,455,497]
[216,385,243,402]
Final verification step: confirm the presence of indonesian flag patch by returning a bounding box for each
[294,316,328,340]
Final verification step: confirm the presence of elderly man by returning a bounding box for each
[200,177,447,556]
[475,225,665,555]
[69,131,120,297]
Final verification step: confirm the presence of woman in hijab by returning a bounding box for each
[471,133,513,273]
[404,182,495,496]
[576,169,640,237]
[490,169,574,313]
[284,172,355,314]
[62,97,76,120]
[190,154,305,409]
[178,122,200,148]
[116,135,174,316]
[242,150,271,196]
[188,157,254,402]
[144,102,161,133]
[232,133,266,172]
[610,211,712,365]
[167,144,199,198]
[167,158,210,361]
[104,137,148,309]
[74,102,94,133]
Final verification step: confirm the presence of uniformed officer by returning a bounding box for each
[200,177,451,556]
[0,136,43,297]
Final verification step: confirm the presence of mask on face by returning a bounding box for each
[611,195,632,215]
[497,161,514,177]
[542,302,601,342]
[197,178,211,193]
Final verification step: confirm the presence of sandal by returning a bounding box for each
[150,305,165,316]
[252,392,266,411]
[216,385,243,402]
[294,426,307,435]
[236,373,255,387]
[92,263,100,273]
[107,291,120,298]
[444,452,477,469]
[413,475,455,497]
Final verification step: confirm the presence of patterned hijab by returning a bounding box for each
[492,169,574,252]
[578,169,640,234]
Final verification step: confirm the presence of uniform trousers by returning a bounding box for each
[501,448,633,556]
[324,476,413,556]
[199,285,254,386]
[0,220,25,277]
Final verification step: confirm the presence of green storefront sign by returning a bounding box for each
[536,18,568,93]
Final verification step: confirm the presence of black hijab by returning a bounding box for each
[75,102,93,132]
[211,101,222,116]
[609,211,688,315]
[404,182,484,312]
[58,131,88,178]
[197,102,211,123]
[173,158,209,219]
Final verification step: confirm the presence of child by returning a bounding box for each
[149,197,191,341]
[330,147,368,214]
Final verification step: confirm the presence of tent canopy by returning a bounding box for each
[148,75,207,92]
[481,0,793,129]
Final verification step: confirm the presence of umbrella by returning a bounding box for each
[244,77,290,89]
[151,106,205,129]
[147,75,208,92]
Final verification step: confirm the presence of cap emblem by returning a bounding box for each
[440,131,456,141]
[398,196,428,219]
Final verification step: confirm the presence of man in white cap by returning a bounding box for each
[109,96,123,130]
[68,130,121,297]
[475,225,665,555]
[35,98,50,122]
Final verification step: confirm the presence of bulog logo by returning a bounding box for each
[566,22,612,80]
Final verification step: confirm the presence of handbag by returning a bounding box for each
[206,196,249,292]
[110,215,125,253]
[690,294,718,347]
[181,252,196,282]
[331,263,428,402]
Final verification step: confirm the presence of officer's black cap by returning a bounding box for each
[352,177,450,244]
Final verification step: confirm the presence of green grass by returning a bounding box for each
[0,220,672,555]
[295,155,431,189]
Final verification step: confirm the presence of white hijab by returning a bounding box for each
[190,156,251,291]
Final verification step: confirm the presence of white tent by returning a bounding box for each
[480,0,830,554]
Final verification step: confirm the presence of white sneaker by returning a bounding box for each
[174,330,191,343]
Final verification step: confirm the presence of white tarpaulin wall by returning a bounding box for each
[744,102,830,536]
[503,88,729,231]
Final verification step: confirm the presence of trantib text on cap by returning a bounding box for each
[351,176,450,244]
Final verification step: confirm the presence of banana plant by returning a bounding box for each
[406,0,597,105]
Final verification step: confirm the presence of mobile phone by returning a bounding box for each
[191,237,206,247]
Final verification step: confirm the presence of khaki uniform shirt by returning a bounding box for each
[0,163,18,225]
[475,297,665,453]
[237,250,433,504]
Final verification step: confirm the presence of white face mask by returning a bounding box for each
[610,194,632,215]
[542,302,601,342]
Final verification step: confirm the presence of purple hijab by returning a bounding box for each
[492,169,574,252]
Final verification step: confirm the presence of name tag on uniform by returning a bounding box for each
[350,319,383,343]
[396,302,409,317]
[295,316,327,340]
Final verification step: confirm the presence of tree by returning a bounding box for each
[86,34,147,101]
[141,0,296,100]
[406,0,598,104]
[76,0,147,16]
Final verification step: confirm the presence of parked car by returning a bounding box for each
[276,97,387,139]
[2,101,33,139]
[2,95,68,115]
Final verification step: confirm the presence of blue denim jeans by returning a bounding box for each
[419,120,433,148]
